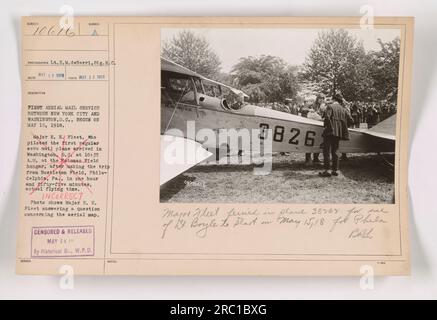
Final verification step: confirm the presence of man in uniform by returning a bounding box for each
[319,92,354,177]
[350,102,361,128]
[299,99,310,117]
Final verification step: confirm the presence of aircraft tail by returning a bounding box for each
[365,114,396,141]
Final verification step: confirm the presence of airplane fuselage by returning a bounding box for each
[161,102,389,154]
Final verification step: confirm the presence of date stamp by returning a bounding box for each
[31,226,95,258]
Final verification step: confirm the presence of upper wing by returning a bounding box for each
[160,134,213,186]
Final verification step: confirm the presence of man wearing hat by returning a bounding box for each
[319,92,354,177]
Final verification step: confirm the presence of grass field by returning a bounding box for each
[160,153,395,204]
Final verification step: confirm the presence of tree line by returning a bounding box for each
[162,29,400,104]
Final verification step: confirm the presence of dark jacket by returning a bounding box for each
[323,102,354,140]
[300,105,310,118]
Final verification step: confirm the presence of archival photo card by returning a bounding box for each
[17,17,413,276]
[160,27,400,204]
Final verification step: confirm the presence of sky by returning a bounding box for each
[161,27,400,73]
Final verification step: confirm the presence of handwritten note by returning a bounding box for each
[161,206,389,240]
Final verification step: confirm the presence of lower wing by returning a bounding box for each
[160,134,213,186]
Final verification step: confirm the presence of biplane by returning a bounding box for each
[160,57,396,185]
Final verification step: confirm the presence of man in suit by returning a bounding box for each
[319,92,354,177]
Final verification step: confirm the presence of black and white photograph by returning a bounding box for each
[160,27,401,204]
[3,0,437,301]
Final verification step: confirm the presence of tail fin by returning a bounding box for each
[365,114,396,140]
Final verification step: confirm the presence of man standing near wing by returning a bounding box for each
[319,92,354,177]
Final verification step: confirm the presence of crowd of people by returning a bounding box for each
[260,93,397,177]
[347,101,397,128]
[262,95,397,129]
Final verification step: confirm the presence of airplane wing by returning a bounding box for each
[160,134,213,186]
[162,57,250,99]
